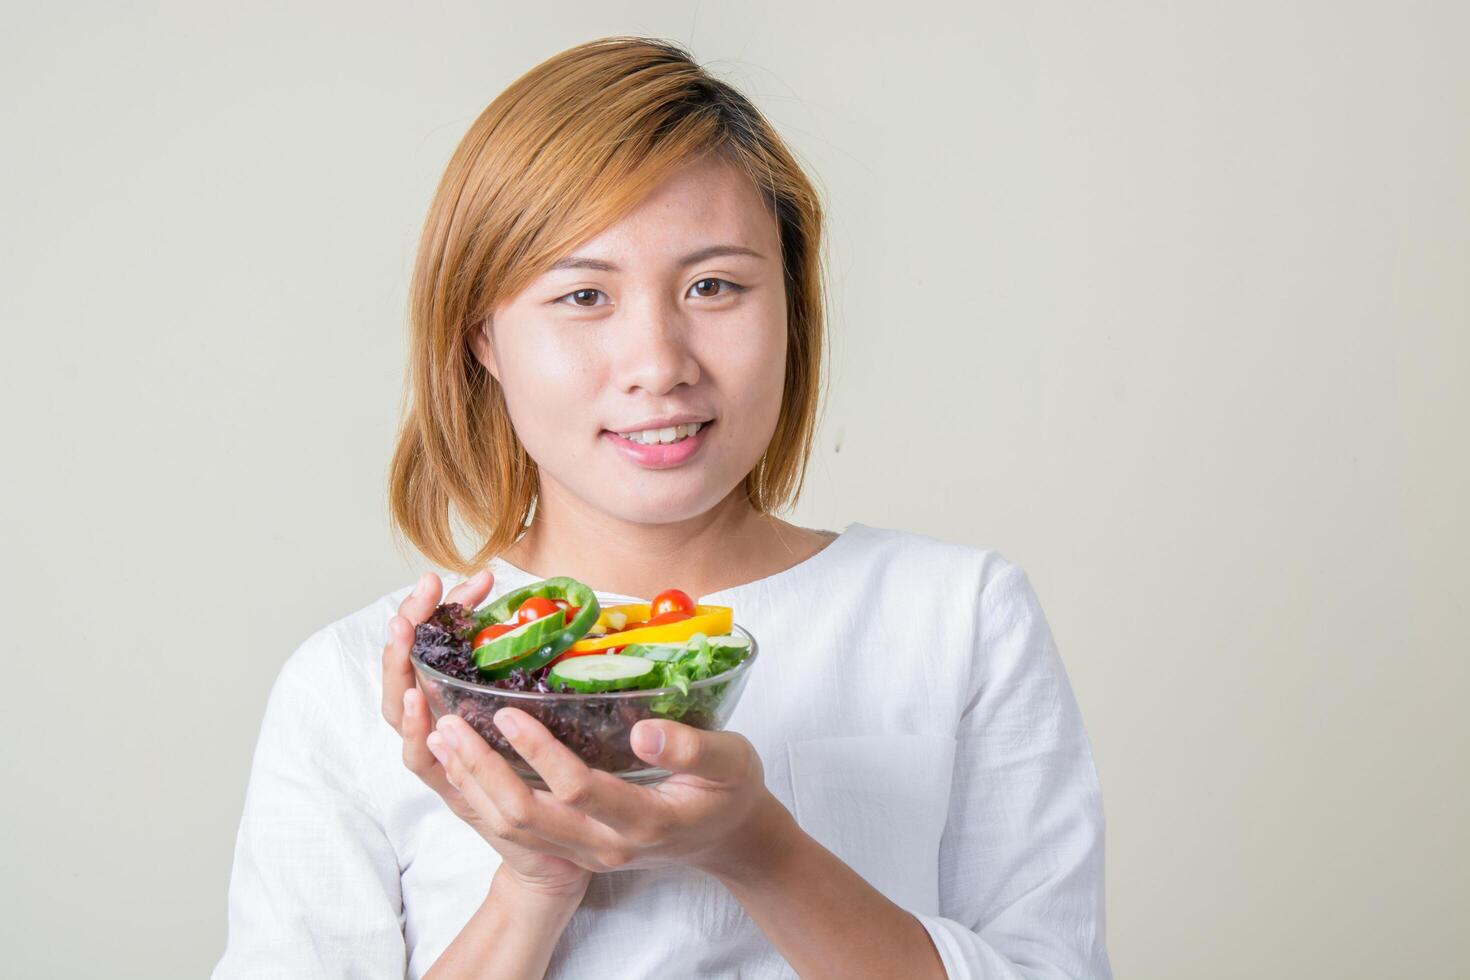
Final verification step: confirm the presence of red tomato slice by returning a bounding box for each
[545,645,618,670]
[563,604,581,626]
[514,596,560,624]
[472,623,515,649]
[650,588,696,618]
[645,610,693,626]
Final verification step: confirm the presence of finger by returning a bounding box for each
[632,720,757,786]
[384,570,490,729]
[425,726,589,863]
[435,714,624,854]
[445,567,495,610]
[401,687,455,795]
[409,695,585,864]
[397,571,443,625]
[380,614,416,730]
[493,707,664,835]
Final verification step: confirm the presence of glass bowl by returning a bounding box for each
[411,624,759,789]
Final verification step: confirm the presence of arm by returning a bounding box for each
[705,562,1110,980]
[217,614,587,980]
[424,864,586,980]
[424,691,949,979]
[213,629,407,978]
[908,562,1112,979]
[383,570,594,977]
[701,796,948,979]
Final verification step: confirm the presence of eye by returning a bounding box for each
[688,278,743,299]
[556,288,609,308]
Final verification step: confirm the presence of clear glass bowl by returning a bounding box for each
[411,624,759,789]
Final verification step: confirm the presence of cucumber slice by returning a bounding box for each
[706,633,751,653]
[623,633,750,663]
[476,577,600,656]
[476,641,558,681]
[618,642,690,662]
[473,613,567,670]
[549,654,660,693]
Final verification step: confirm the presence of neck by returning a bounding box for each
[500,481,796,601]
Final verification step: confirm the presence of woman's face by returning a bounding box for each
[472,155,788,526]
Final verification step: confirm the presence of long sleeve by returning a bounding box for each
[910,562,1112,979]
[214,627,408,979]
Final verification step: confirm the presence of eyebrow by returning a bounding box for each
[547,244,766,273]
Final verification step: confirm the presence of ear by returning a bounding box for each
[468,315,500,382]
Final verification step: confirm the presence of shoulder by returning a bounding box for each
[825,525,1057,721]
[842,523,1053,670]
[318,580,421,669]
[841,521,1024,600]
[272,577,428,712]
[847,526,1074,710]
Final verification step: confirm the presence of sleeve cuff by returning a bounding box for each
[909,910,1023,980]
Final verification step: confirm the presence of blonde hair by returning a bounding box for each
[387,36,828,574]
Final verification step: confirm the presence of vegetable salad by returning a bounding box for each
[412,577,752,713]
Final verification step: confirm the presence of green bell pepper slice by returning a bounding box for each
[471,576,600,672]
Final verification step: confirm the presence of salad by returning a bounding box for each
[412,576,753,720]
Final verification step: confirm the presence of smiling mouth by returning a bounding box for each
[607,420,712,446]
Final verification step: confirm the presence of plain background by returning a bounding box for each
[3,3,1465,977]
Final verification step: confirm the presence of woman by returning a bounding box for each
[216,36,1111,979]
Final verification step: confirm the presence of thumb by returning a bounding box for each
[631,720,752,784]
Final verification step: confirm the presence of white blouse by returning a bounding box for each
[214,522,1112,978]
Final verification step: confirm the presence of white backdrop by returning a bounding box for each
[2,3,1465,977]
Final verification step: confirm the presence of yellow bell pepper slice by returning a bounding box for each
[569,603,733,652]
[592,603,647,632]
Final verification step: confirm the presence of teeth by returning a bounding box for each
[616,421,705,445]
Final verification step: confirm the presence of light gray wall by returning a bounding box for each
[3,3,1465,977]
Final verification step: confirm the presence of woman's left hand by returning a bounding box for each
[426,707,783,877]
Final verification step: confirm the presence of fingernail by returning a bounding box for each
[435,720,460,750]
[426,732,448,765]
[633,724,664,756]
[494,710,519,739]
[412,573,430,597]
[402,689,414,715]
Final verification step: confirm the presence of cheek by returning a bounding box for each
[496,334,595,443]
[712,308,786,394]
[502,328,574,383]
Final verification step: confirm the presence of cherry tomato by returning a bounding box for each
[650,588,696,618]
[552,598,570,611]
[545,645,618,670]
[514,597,559,624]
[646,610,693,626]
[472,623,515,649]
[563,604,582,626]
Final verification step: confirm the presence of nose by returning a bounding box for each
[612,293,701,396]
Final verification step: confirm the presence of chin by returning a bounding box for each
[618,490,726,525]
[579,476,730,526]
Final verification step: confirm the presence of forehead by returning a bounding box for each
[571,156,779,259]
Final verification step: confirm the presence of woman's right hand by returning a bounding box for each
[381,569,593,901]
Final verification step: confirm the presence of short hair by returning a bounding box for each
[387,36,828,574]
